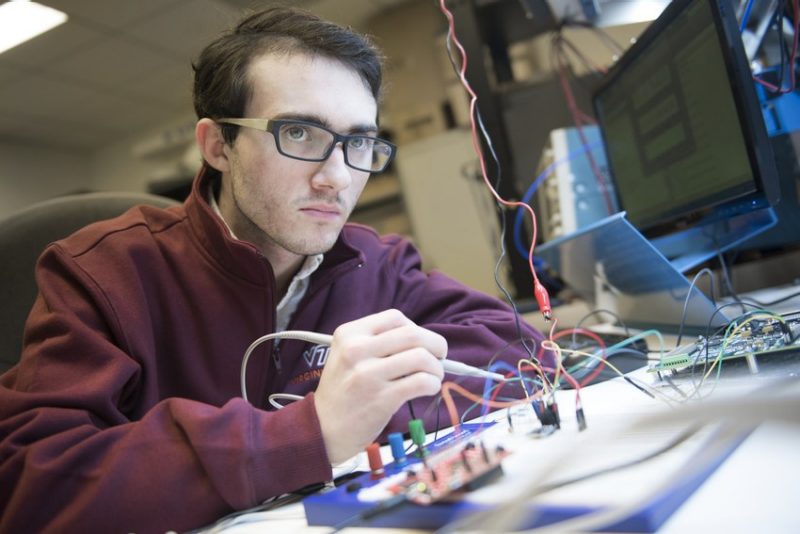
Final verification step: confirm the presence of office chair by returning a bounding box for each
[0,192,180,374]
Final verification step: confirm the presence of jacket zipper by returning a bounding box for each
[272,340,282,373]
[269,255,361,378]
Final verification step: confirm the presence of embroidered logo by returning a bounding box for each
[302,344,330,369]
[289,344,330,386]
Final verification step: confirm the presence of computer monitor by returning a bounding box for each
[536,0,783,331]
[593,0,780,240]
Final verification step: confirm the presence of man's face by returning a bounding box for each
[220,52,377,263]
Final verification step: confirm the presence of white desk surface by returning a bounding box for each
[204,288,800,533]
[204,361,800,534]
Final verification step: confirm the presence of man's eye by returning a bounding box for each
[348,137,373,151]
[284,126,309,141]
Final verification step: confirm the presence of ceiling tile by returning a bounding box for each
[103,98,196,140]
[0,0,413,152]
[43,0,186,30]
[116,59,194,107]
[0,73,134,127]
[0,111,114,151]
[43,37,177,91]
[126,0,239,61]
[0,20,106,69]
[0,61,27,85]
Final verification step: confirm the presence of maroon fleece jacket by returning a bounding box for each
[0,169,544,533]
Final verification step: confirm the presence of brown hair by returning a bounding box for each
[192,6,384,149]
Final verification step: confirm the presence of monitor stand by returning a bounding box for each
[535,208,778,333]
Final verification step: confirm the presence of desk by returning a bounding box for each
[202,363,800,533]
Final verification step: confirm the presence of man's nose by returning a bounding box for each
[311,143,354,191]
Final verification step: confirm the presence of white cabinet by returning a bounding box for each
[395,129,511,296]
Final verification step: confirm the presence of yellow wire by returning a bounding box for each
[517,358,550,398]
[700,311,785,384]
[540,339,563,388]
[556,347,677,406]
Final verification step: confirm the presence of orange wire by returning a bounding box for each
[437,0,552,320]
[441,381,542,435]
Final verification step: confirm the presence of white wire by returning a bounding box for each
[268,393,304,410]
[240,329,505,403]
[240,330,333,403]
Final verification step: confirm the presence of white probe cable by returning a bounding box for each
[240,330,505,402]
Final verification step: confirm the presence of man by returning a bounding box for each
[0,7,543,533]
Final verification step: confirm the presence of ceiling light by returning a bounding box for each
[0,1,68,55]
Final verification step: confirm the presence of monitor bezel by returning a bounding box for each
[592,0,781,236]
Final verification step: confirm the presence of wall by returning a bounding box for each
[87,0,453,197]
[368,0,451,145]
[0,141,92,218]
[527,22,649,77]
[90,111,198,195]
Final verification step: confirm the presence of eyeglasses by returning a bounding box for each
[216,118,396,173]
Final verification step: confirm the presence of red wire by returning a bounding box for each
[553,44,615,215]
[438,0,552,321]
[550,328,610,387]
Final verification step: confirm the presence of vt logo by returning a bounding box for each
[302,344,330,369]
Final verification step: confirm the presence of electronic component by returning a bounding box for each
[388,432,408,466]
[652,315,800,372]
[408,419,426,452]
[367,442,385,479]
[360,437,508,506]
[536,125,612,242]
[537,398,561,428]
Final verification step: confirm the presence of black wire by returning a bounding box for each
[566,347,648,385]
[432,397,442,442]
[778,0,787,90]
[458,376,543,423]
[554,33,605,78]
[715,248,746,314]
[688,303,787,393]
[561,18,626,54]
[695,303,751,387]
[573,308,632,339]
[419,337,548,440]
[406,400,417,421]
[672,290,799,393]
[675,268,716,347]
[737,288,800,308]
[444,23,536,360]
[476,107,536,359]
[706,220,798,312]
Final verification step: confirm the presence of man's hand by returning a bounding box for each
[313,309,447,464]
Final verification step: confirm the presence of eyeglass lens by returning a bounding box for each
[276,122,391,172]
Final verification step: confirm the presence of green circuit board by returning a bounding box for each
[652,314,800,372]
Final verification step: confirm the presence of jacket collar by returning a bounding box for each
[184,167,363,285]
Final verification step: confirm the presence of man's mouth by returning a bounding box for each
[300,204,341,219]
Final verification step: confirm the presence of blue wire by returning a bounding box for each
[740,0,755,32]
[513,140,602,260]
[479,360,546,418]
[480,361,520,417]
[461,376,541,424]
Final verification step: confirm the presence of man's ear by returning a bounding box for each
[195,118,230,173]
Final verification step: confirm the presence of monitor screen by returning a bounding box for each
[593,0,780,236]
